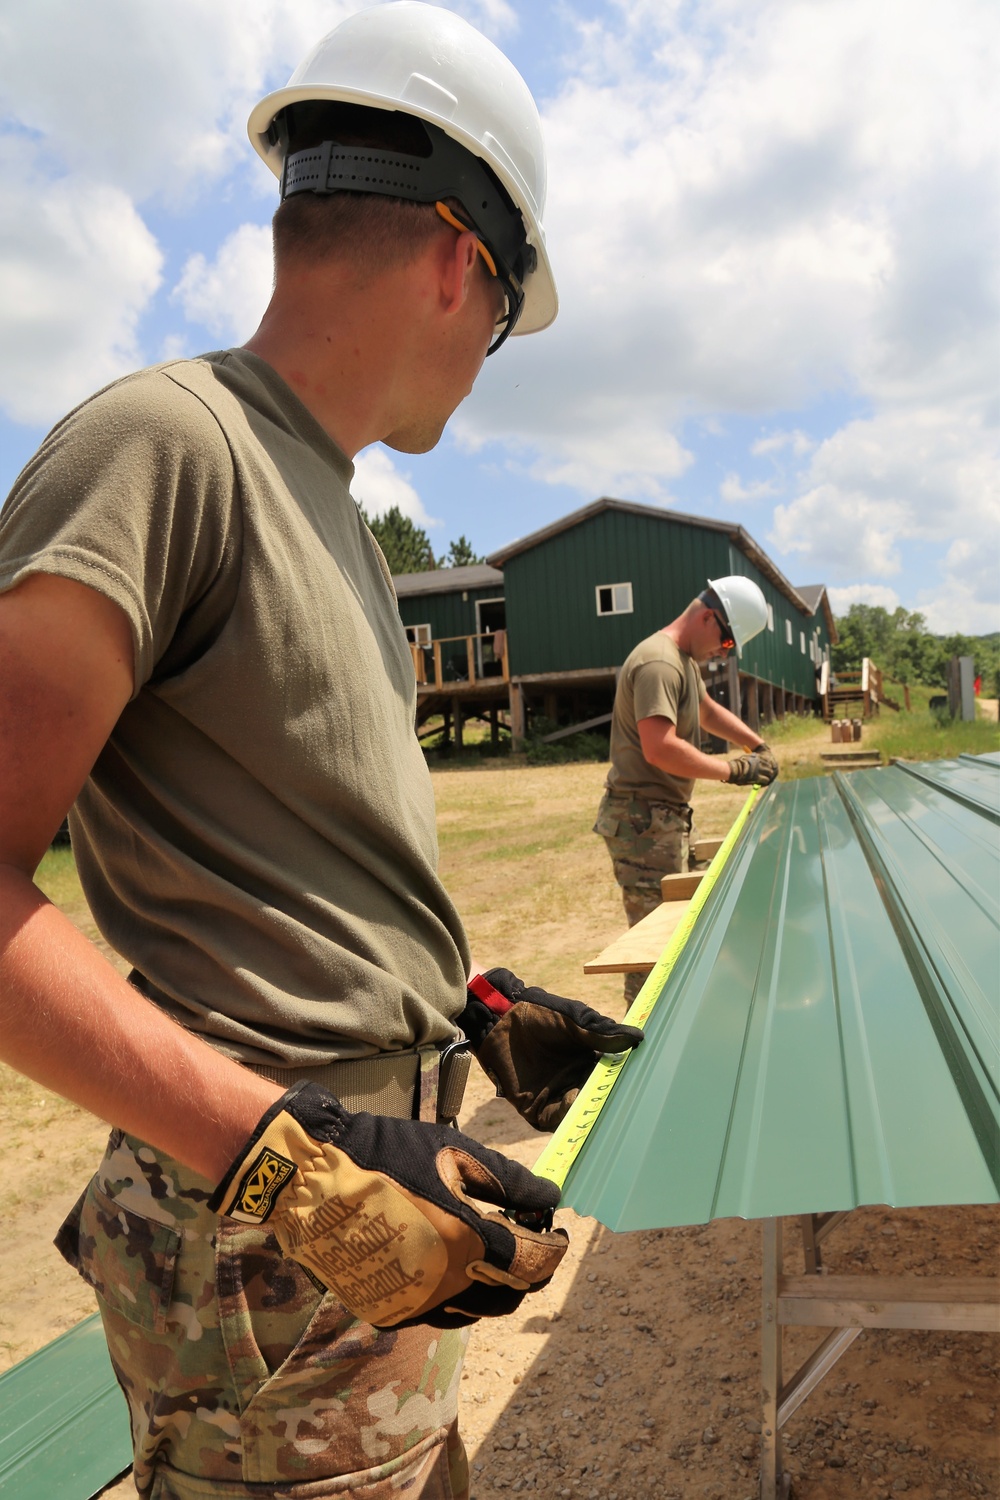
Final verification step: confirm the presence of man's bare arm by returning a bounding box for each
[698,693,765,750]
[637,715,732,782]
[0,574,280,1180]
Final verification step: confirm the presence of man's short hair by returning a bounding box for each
[698,586,728,624]
[272,102,457,276]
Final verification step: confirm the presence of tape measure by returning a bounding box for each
[532,786,762,1191]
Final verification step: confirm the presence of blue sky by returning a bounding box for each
[2,0,997,631]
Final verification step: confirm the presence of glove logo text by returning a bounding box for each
[234,1148,296,1220]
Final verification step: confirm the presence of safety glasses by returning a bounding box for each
[435,201,525,355]
[711,610,736,653]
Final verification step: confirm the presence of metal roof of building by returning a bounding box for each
[561,754,999,1231]
[485,497,816,616]
[392,564,504,597]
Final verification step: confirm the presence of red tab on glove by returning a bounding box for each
[468,973,514,1016]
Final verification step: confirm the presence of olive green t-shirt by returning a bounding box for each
[0,351,470,1067]
[605,630,706,808]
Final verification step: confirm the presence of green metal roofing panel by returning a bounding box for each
[560,755,1000,1232]
[0,1313,132,1498]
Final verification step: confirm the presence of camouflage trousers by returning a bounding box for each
[593,790,696,1004]
[57,1130,470,1499]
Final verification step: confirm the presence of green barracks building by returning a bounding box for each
[393,498,836,745]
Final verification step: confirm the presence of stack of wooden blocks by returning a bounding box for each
[830,718,862,742]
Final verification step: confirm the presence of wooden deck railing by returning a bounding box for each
[821,657,885,720]
[410,630,509,689]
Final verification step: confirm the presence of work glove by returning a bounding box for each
[727,750,779,786]
[457,967,645,1132]
[209,1081,567,1330]
[753,740,779,775]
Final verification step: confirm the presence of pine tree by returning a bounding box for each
[359,504,436,575]
[444,535,484,568]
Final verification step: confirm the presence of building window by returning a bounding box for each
[767,604,774,631]
[785,619,793,645]
[800,631,806,653]
[596,582,633,616]
[404,623,432,647]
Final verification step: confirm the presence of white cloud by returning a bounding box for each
[916,538,1000,635]
[0,151,162,424]
[352,447,439,528]
[173,224,273,342]
[448,0,518,37]
[0,0,357,207]
[826,584,901,615]
[770,406,998,581]
[462,0,998,580]
[752,429,814,458]
[720,472,776,504]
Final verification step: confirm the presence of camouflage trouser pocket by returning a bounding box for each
[68,1179,181,1336]
[594,792,692,889]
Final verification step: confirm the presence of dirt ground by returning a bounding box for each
[2,748,997,1500]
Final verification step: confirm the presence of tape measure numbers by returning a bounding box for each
[533,786,762,1191]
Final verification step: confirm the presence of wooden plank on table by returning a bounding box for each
[779,1274,1000,1333]
[692,836,723,863]
[660,871,704,900]
[584,900,691,974]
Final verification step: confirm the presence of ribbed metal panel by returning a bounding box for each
[0,1313,131,1498]
[561,754,1000,1231]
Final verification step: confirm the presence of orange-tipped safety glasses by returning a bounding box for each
[711,610,736,653]
[435,201,524,355]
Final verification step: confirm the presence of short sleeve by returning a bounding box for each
[632,658,685,725]
[0,367,240,693]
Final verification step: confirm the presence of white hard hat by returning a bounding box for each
[705,576,769,657]
[247,2,557,345]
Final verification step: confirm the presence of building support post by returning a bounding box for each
[451,697,464,751]
[509,681,526,750]
[762,681,774,726]
[746,676,760,735]
[726,656,741,717]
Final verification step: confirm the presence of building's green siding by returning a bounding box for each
[396,584,502,641]
[501,509,828,696]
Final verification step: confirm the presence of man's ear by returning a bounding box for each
[439,229,481,316]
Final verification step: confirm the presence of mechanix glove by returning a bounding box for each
[753,740,779,776]
[457,967,645,1132]
[727,750,779,786]
[210,1081,566,1330]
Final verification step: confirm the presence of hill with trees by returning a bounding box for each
[833,604,999,691]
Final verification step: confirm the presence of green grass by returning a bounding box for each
[870,710,999,765]
[33,845,84,907]
[758,712,825,747]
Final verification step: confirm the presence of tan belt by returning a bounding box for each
[248,1040,472,1124]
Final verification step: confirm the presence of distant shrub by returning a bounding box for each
[524,718,609,765]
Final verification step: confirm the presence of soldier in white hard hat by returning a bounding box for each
[0,7,642,1497]
[595,576,779,1001]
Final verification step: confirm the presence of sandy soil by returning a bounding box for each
[3,751,997,1500]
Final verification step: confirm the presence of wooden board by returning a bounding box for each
[584,899,691,974]
[660,871,705,900]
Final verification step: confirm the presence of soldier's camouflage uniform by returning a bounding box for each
[58,1130,469,1499]
[593,791,697,1004]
